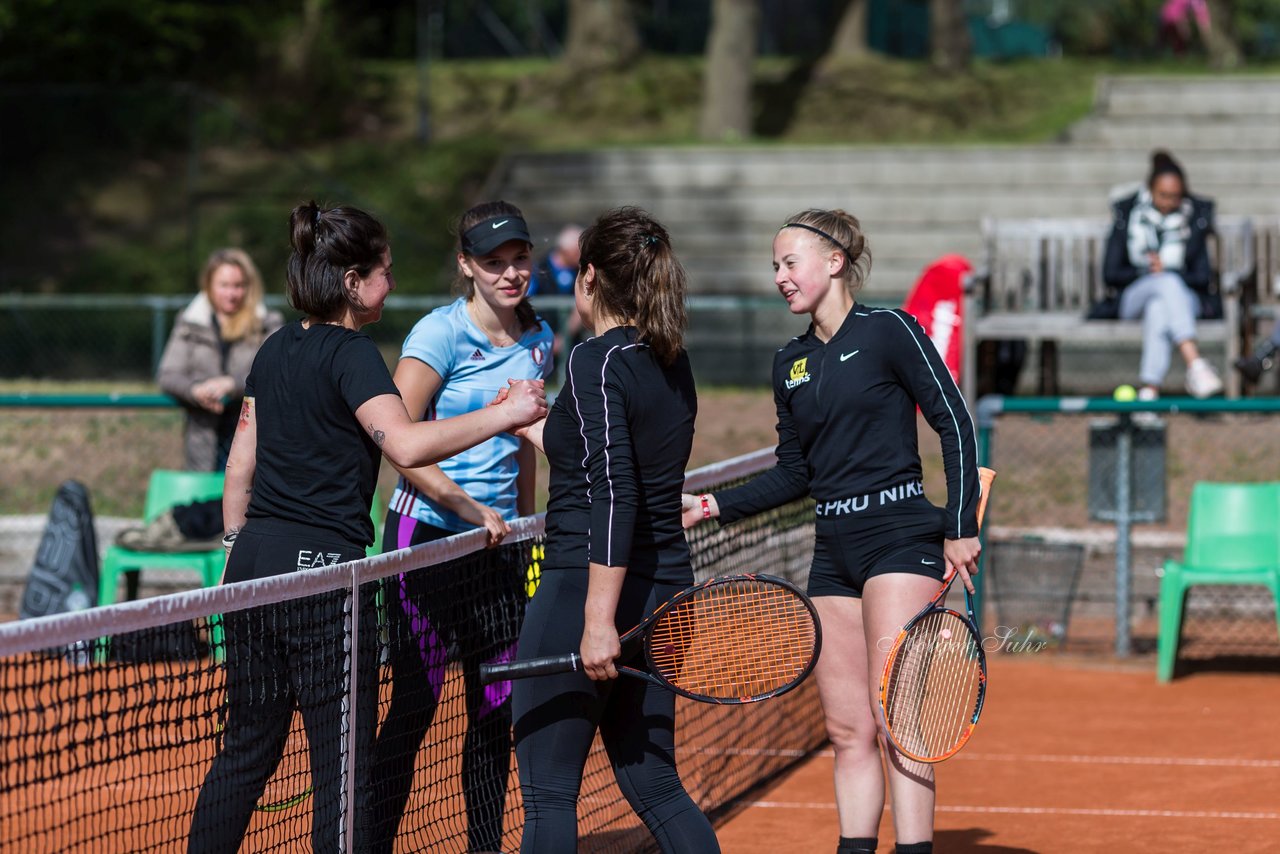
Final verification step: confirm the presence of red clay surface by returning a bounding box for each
[715,655,1280,854]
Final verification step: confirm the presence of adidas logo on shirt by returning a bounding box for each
[469,349,485,361]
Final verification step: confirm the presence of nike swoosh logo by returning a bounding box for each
[921,559,937,566]
[491,219,509,229]
[840,350,860,362]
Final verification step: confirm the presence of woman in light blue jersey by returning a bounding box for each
[368,200,553,853]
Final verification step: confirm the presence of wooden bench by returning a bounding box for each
[963,215,1256,403]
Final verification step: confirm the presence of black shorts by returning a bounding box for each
[808,500,946,598]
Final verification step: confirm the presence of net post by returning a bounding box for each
[343,567,359,853]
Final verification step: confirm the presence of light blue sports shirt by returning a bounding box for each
[388,297,554,531]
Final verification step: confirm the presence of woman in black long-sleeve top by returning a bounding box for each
[511,207,719,854]
[682,208,981,854]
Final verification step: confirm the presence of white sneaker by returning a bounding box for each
[1137,386,1159,402]
[1185,358,1224,399]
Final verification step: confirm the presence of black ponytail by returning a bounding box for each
[286,201,388,322]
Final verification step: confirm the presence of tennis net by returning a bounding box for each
[0,449,823,853]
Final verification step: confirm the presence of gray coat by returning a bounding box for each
[156,294,284,471]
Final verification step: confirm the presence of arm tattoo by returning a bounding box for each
[237,397,254,430]
[369,424,386,447]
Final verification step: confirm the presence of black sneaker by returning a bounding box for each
[1234,355,1271,383]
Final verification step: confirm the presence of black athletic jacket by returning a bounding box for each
[714,305,981,540]
[542,326,698,582]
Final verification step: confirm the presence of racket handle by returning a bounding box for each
[976,467,997,528]
[479,653,581,685]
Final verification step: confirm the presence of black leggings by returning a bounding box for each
[511,570,720,854]
[187,525,378,854]
[367,510,524,853]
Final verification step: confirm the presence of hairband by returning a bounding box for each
[314,209,322,227]
[641,234,661,246]
[782,222,853,264]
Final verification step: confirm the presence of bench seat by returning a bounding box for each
[962,215,1255,402]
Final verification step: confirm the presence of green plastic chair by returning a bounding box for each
[1157,481,1280,682]
[99,470,227,606]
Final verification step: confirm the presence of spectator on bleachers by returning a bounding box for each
[1103,150,1223,400]
[529,224,584,383]
[157,248,284,471]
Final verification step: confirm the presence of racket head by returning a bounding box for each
[638,573,821,705]
[879,603,987,764]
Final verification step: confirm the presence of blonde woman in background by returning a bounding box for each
[158,248,284,471]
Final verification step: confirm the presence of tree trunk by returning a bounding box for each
[930,0,971,73]
[1203,0,1242,69]
[563,0,641,73]
[281,0,328,79]
[699,0,759,142]
[825,0,869,60]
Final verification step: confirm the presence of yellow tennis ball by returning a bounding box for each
[1113,384,1137,402]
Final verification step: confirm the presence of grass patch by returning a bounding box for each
[11,54,1279,300]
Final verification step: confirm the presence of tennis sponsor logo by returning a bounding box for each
[469,349,486,361]
[814,479,924,516]
[530,345,545,367]
[297,550,342,569]
[785,357,811,389]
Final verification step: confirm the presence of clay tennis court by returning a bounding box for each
[716,655,1280,853]
[4,621,1279,852]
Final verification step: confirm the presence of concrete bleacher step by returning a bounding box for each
[1065,116,1280,150]
[1095,76,1280,117]
[491,77,1280,303]
[502,146,1279,191]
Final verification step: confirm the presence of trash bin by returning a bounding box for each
[1088,417,1167,523]
[986,539,1086,651]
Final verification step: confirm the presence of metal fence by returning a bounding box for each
[0,293,806,386]
[6,393,1280,670]
[975,395,1280,665]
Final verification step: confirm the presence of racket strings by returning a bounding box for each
[884,611,983,761]
[646,579,817,701]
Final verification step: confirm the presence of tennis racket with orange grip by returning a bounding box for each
[878,466,996,763]
[479,573,821,705]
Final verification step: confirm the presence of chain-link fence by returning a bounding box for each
[7,393,1280,674]
[975,396,1280,670]
[0,293,806,385]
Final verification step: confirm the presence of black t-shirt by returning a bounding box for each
[543,326,697,583]
[715,305,980,540]
[244,321,400,547]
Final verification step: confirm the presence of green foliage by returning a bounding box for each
[1233,0,1280,58]
[0,0,255,84]
[1051,0,1164,57]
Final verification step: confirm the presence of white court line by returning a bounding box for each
[745,803,1280,820]
[794,748,1280,769]
[687,746,1280,768]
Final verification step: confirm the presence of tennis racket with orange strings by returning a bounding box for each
[479,573,820,705]
[879,466,996,763]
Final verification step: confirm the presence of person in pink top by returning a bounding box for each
[1160,0,1210,53]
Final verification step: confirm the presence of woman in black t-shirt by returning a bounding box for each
[509,207,718,853]
[187,202,545,854]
